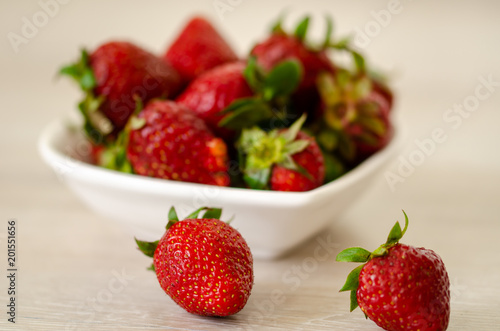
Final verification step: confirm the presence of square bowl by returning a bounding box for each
[38,118,401,259]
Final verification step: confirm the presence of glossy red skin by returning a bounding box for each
[251,34,334,114]
[270,131,325,192]
[154,218,254,316]
[176,61,253,137]
[90,41,182,132]
[127,100,230,186]
[251,34,333,91]
[165,17,238,84]
[352,84,393,162]
[89,143,105,165]
[358,244,450,331]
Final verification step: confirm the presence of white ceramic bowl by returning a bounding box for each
[38,118,401,259]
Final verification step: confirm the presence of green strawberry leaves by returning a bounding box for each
[136,206,225,271]
[294,16,310,41]
[322,16,333,49]
[166,206,180,229]
[237,114,311,189]
[338,264,364,312]
[385,210,409,246]
[336,247,371,263]
[263,60,303,101]
[336,211,410,312]
[60,49,114,142]
[95,96,146,173]
[202,208,222,220]
[243,168,271,190]
[219,56,302,131]
[135,239,159,258]
[322,151,345,183]
[243,56,266,92]
[60,49,96,91]
[314,65,390,162]
[219,98,274,130]
[280,112,305,142]
[184,206,223,220]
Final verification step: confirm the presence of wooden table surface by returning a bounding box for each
[1,1,500,330]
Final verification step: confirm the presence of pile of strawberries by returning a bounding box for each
[61,15,393,192]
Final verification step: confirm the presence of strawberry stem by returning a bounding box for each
[336,211,411,312]
[294,16,310,41]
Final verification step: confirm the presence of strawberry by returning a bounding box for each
[126,100,229,186]
[136,207,254,317]
[176,61,253,137]
[310,29,394,165]
[60,41,182,141]
[177,57,305,137]
[164,16,238,84]
[315,69,393,164]
[99,100,230,186]
[336,211,450,331]
[237,114,325,191]
[250,16,334,114]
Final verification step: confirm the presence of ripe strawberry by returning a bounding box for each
[250,16,334,113]
[89,143,105,165]
[136,207,254,317]
[176,61,253,137]
[336,211,450,331]
[60,41,182,140]
[124,100,230,186]
[238,114,325,191]
[315,69,393,164]
[164,16,238,84]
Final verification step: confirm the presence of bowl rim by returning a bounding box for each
[38,117,402,205]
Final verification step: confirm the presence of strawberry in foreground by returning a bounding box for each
[60,41,182,141]
[136,207,254,316]
[164,16,238,84]
[336,211,450,331]
[237,114,325,191]
[101,100,230,186]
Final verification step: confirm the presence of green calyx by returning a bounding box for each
[237,114,311,189]
[135,206,223,271]
[96,97,144,173]
[60,49,96,91]
[271,14,332,51]
[219,56,303,131]
[314,69,389,161]
[335,210,410,312]
[60,49,114,143]
[270,13,310,41]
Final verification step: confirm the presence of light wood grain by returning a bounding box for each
[1,167,499,330]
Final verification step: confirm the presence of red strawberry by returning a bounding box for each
[354,80,393,159]
[136,207,254,317]
[315,69,393,164]
[123,100,230,186]
[176,61,253,137]
[250,17,334,113]
[60,41,182,140]
[238,114,325,191]
[164,17,238,84]
[252,35,332,92]
[336,211,450,331]
[89,143,105,165]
